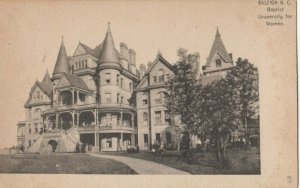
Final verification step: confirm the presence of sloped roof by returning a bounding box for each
[99,24,120,63]
[136,53,174,90]
[37,82,53,97]
[42,70,52,86]
[205,28,232,66]
[79,43,99,57]
[58,72,90,91]
[53,39,71,76]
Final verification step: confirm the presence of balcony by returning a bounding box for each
[77,125,137,134]
[43,103,136,114]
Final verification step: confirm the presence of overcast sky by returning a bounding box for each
[0,1,295,148]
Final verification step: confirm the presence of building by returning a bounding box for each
[17,26,234,153]
[17,24,139,153]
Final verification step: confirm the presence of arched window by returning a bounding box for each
[216,59,222,67]
[158,69,164,82]
[143,112,148,126]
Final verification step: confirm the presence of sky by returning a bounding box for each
[0,1,296,148]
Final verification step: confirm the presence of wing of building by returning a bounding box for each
[17,26,236,153]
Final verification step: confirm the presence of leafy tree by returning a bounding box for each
[192,78,241,168]
[225,58,259,145]
[166,48,199,156]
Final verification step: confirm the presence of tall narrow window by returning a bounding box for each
[158,69,164,82]
[121,96,124,104]
[105,73,111,84]
[129,82,132,91]
[216,59,222,67]
[28,124,31,134]
[155,111,162,124]
[153,76,157,83]
[142,92,148,105]
[144,134,149,147]
[156,133,161,143]
[116,74,120,86]
[143,112,148,126]
[117,93,120,104]
[120,78,123,88]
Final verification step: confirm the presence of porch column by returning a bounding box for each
[77,90,80,105]
[131,113,134,128]
[72,89,75,105]
[131,134,135,146]
[55,113,58,130]
[72,110,75,127]
[120,110,123,126]
[121,132,123,149]
[77,112,79,127]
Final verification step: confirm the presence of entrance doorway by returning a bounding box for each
[48,140,58,152]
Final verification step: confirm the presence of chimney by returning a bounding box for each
[129,49,136,66]
[139,64,146,78]
[229,53,233,60]
[120,42,129,60]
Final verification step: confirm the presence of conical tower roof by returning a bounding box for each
[205,28,232,66]
[99,23,120,63]
[42,69,52,86]
[53,37,70,77]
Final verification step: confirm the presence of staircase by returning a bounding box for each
[27,127,81,153]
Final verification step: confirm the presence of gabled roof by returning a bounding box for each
[136,53,174,90]
[24,80,52,107]
[205,28,232,66]
[53,38,71,76]
[99,23,120,64]
[78,43,99,57]
[56,72,90,91]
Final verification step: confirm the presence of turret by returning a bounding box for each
[52,37,71,80]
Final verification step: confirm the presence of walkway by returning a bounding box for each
[89,153,190,174]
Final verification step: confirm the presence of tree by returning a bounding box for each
[166,48,199,157]
[192,78,241,168]
[226,58,259,145]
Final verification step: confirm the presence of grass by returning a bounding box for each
[99,147,260,174]
[0,153,136,174]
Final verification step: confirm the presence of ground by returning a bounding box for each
[0,147,260,174]
[0,153,136,174]
[98,147,260,174]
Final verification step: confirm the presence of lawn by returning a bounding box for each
[99,147,260,174]
[0,153,136,174]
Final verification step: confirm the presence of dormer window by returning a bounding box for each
[216,59,222,67]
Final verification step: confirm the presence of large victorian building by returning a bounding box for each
[17,26,234,153]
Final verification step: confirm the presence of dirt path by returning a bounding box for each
[89,153,190,174]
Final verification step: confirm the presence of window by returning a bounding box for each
[216,59,222,67]
[129,82,132,91]
[28,109,32,118]
[105,93,111,103]
[121,96,124,104]
[76,63,78,70]
[153,76,157,83]
[34,123,38,133]
[142,93,148,105]
[143,112,148,126]
[36,91,40,101]
[106,138,112,148]
[120,78,123,88]
[158,69,164,82]
[117,93,120,104]
[144,134,149,147]
[116,74,120,86]
[28,124,31,134]
[35,108,41,118]
[28,140,31,147]
[143,99,148,105]
[156,133,161,143]
[165,110,171,124]
[155,111,162,123]
[105,73,111,84]
[165,74,170,80]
